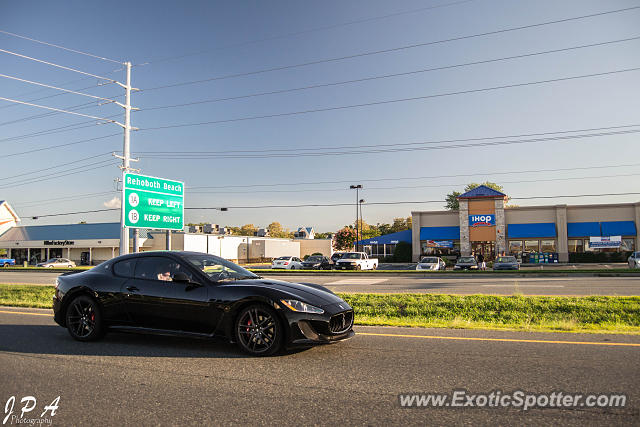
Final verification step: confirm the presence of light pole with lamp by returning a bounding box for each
[349,185,362,251]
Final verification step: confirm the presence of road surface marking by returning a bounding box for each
[325,278,388,285]
[482,285,565,288]
[358,332,640,347]
[0,309,51,317]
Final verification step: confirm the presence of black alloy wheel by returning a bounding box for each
[65,295,104,341]
[235,305,283,356]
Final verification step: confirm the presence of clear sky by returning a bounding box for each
[1,0,639,232]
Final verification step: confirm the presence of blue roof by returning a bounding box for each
[357,229,412,245]
[0,222,149,241]
[567,222,600,237]
[507,223,556,238]
[458,185,506,199]
[601,221,637,236]
[420,226,460,240]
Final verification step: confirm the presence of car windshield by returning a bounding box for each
[306,256,323,262]
[458,257,476,263]
[420,257,439,263]
[275,256,291,261]
[341,253,362,259]
[496,256,517,263]
[45,259,59,263]
[185,254,258,282]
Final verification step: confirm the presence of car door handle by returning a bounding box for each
[126,286,139,292]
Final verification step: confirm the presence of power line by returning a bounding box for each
[0,29,122,63]
[0,152,112,181]
[0,101,98,127]
[0,114,121,144]
[138,67,640,132]
[137,0,477,67]
[148,123,640,159]
[0,73,117,102]
[0,96,117,123]
[140,5,640,92]
[23,192,640,219]
[0,161,119,189]
[188,172,640,195]
[14,191,119,209]
[139,128,640,160]
[2,134,120,158]
[139,36,640,112]
[0,48,116,82]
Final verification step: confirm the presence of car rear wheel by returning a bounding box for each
[65,295,104,341]
[235,304,283,356]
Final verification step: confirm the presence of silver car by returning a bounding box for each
[493,256,520,270]
[628,252,640,269]
[454,256,478,270]
[37,258,76,268]
[416,257,446,271]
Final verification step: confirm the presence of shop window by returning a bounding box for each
[568,239,584,253]
[508,241,523,256]
[622,239,635,252]
[524,240,539,253]
[540,240,556,252]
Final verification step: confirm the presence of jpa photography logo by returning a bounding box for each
[3,396,60,425]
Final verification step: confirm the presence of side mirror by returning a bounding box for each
[172,272,191,283]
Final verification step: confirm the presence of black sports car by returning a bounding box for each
[53,251,355,356]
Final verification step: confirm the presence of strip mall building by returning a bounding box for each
[358,186,639,263]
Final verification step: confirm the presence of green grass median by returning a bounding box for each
[1,284,639,334]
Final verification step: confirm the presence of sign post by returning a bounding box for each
[123,173,184,234]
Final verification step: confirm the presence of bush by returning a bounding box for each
[569,251,632,263]
[391,242,412,262]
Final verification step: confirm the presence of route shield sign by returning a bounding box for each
[123,173,184,230]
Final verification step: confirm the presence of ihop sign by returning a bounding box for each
[469,214,495,227]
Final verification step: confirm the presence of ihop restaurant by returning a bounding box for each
[358,186,639,263]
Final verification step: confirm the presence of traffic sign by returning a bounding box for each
[123,173,184,230]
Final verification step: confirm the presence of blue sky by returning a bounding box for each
[1,0,639,232]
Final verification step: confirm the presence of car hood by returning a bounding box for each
[418,263,437,267]
[230,278,344,307]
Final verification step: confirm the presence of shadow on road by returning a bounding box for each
[0,324,310,358]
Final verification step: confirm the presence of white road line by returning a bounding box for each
[325,278,388,285]
[482,284,565,288]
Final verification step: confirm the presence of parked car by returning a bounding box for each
[416,257,446,271]
[52,251,355,356]
[334,252,378,270]
[453,256,478,270]
[0,257,16,267]
[301,255,331,270]
[493,256,520,270]
[37,258,76,268]
[628,252,640,269]
[271,256,303,270]
[330,252,345,265]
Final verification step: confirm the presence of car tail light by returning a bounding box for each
[284,262,289,265]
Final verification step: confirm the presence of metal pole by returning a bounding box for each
[355,187,359,251]
[166,230,171,250]
[119,61,132,256]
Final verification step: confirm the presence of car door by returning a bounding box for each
[122,256,214,333]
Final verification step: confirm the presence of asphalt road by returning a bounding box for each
[0,307,638,425]
[2,271,640,295]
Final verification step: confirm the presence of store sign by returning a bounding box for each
[589,236,622,248]
[425,240,454,248]
[123,173,184,230]
[469,214,495,227]
[44,240,75,246]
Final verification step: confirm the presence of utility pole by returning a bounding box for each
[349,185,362,251]
[359,198,365,252]
[112,61,139,256]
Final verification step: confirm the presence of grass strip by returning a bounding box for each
[1,285,639,334]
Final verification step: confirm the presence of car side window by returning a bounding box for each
[134,257,192,282]
[113,259,136,278]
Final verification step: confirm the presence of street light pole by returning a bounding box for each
[349,185,362,251]
[359,198,365,252]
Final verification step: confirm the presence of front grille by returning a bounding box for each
[329,310,354,334]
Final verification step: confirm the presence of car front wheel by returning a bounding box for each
[65,295,104,341]
[235,304,283,356]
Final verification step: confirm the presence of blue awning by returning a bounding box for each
[507,223,556,238]
[420,226,460,240]
[601,221,637,236]
[567,222,600,237]
[358,229,412,245]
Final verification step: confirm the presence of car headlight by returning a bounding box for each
[280,299,324,314]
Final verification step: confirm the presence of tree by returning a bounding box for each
[334,227,356,250]
[314,232,332,239]
[267,222,292,238]
[445,182,505,210]
[238,224,258,236]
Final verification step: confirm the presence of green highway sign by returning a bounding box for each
[123,173,184,230]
